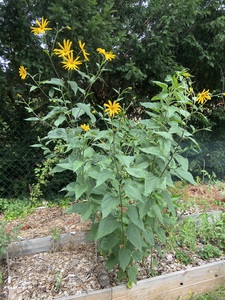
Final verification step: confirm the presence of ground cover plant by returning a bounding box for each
[16,16,225,286]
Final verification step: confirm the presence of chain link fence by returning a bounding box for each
[0,123,43,198]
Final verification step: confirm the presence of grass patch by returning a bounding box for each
[191,285,225,299]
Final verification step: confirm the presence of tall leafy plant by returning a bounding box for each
[19,18,211,285]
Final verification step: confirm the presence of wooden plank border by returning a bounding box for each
[54,260,225,300]
[6,231,89,257]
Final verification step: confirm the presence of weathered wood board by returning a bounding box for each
[6,231,89,257]
[55,260,225,300]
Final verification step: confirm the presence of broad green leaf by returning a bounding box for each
[124,181,143,202]
[56,162,73,171]
[94,130,110,141]
[77,103,96,123]
[99,233,120,251]
[96,215,120,240]
[139,147,161,156]
[127,265,138,284]
[68,80,78,95]
[173,153,188,171]
[72,160,84,172]
[73,183,88,200]
[126,206,144,230]
[30,85,38,92]
[54,115,66,127]
[71,107,85,120]
[156,131,172,140]
[144,176,166,196]
[126,168,148,179]
[116,154,134,168]
[126,223,142,251]
[154,225,166,243]
[152,204,164,224]
[152,80,168,90]
[101,194,120,218]
[119,248,132,271]
[173,168,196,185]
[143,228,155,246]
[65,202,93,222]
[42,78,64,86]
[96,169,114,187]
[48,128,67,140]
[162,190,176,216]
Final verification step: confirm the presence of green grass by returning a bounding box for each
[191,286,225,299]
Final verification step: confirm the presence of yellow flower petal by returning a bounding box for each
[104,100,121,118]
[80,124,90,131]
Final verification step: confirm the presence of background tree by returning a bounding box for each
[0,0,225,198]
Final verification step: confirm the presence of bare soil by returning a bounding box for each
[0,183,225,300]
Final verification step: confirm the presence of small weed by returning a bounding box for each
[0,222,20,259]
[50,227,61,252]
[197,244,222,260]
[175,250,193,265]
[54,270,63,291]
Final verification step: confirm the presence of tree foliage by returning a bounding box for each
[0,0,225,197]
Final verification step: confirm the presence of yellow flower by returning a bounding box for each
[104,100,121,118]
[189,87,193,94]
[54,39,73,57]
[96,48,106,55]
[61,52,82,71]
[78,40,90,61]
[97,48,116,61]
[104,51,116,61]
[196,89,211,105]
[30,17,52,35]
[223,93,225,96]
[80,124,90,131]
[19,65,27,80]
[183,72,190,78]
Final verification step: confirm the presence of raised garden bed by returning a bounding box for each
[1,186,225,300]
[2,223,225,300]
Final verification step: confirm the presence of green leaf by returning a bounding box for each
[127,265,138,284]
[42,78,64,86]
[162,190,176,216]
[99,233,120,251]
[54,115,66,127]
[30,85,38,92]
[71,107,85,120]
[126,223,142,251]
[174,154,189,171]
[143,228,155,246]
[126,168,148,179]
[116,154,134,168]
[152,204,164,225]
[124,181,143,202]
[144,176,166,196]
[56,162,73,171]
[119,248,132,271]
[95,169,114,187]
[25,117,39,121]
[173,168,196,185]
[77,103,96,123]
[65,202,93,222]
[72,160,84,172]
[154,225,166,244]
[152,81,168,90]
[101,194,120,218]
[96,215,120,240]
[126,206,144,230]
[68,80,78,95]
[48,128,67,140]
